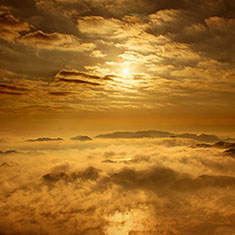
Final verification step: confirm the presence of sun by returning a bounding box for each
[122,68,131,78]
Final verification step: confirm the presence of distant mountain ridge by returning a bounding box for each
[196,141,235,149]
[95,130,173,139]
[0,150,20,155]
[70,136,92,141]
[95,130,220,142]
[26,137,64,142]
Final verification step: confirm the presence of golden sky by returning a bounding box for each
[0,0,235,136]
[1,2,235,234]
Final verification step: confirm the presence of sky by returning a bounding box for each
[1,1,235,234]
[0,0,235,137]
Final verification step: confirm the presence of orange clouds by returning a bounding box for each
[1,137,235,234]
[0,0,235,132]
[20,30,96,51]
[0,12,31,41]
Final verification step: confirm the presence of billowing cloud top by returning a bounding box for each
[1,137,235,234]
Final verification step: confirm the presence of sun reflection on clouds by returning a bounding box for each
[105,206,156,235]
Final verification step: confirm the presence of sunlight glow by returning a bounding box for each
[122,68,131,78]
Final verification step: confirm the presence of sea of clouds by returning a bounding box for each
[1,137,235,235]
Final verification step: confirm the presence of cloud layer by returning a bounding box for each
[1,137,235,234]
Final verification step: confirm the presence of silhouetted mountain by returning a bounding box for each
[95,130,220,142]
[197,134,220,142]
[177,133,198,139]
[223,137,235,142]
[195,141,235,149]
[224,148,235,157]
[70,136,92,141]
[194,143,211,148]
[0,150,20,155]
[1,161,18,167]
[95,130,173,139]
[213,141,235,148]
[26,137,64,142]
[177,133,219,142]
